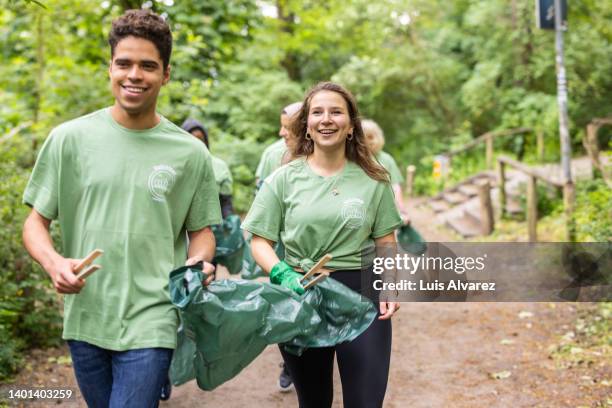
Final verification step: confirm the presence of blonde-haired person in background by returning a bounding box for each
[362,119,410,224]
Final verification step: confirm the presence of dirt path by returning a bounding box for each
[5,201,610,407]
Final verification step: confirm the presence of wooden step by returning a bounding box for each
[445,214,481,238]
[429,199,451,213]
[463,201,483,224]
[443,191,468,205]
[457,184,479,197]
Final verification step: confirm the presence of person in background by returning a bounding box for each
[182,119,234,218]
[22,10,220,407]
[251,102,302,393]
[243,82,401,408]
[254,102,302,189]
[362,119,410,224]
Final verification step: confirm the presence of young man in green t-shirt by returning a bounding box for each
[22,10,220,407]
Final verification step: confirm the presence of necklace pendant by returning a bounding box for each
[332,188,339,196]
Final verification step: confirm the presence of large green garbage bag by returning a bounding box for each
[280,274,378,356]
[168,266,376,390]
[212,214,245,275]
[240,236,284,280]
[397,224,427,255]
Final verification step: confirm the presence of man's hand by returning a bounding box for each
[186,256,216,286]
[23,209,86,295]
[48,257,85,294]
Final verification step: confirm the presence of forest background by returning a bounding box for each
[0,0,610,381]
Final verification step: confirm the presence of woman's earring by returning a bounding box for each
[306,133,312,140]
[347,133,354,141]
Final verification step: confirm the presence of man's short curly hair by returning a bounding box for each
[108,9,172,71]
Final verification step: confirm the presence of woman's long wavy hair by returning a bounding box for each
[289,82,389,182]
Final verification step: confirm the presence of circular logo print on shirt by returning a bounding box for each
[148,165,177,202]
[341,198,366,229]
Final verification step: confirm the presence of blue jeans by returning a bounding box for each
[67,340,172,408]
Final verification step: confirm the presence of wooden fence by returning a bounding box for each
[497,155,574,242]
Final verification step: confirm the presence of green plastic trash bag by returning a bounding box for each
[397,224,427,255]
[212,214,245,275]
[168,265,376,391]
[169,266,319,390]
[281,274,378,356]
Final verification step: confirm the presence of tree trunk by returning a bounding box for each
[277,0,301,81]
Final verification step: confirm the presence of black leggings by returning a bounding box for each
[279,270,392,408]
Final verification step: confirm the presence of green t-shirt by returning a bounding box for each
[376,151,404,185]
[211,155,233,196]
[23,108,222,351]
[255,139,287,180]
[243,158,402,271]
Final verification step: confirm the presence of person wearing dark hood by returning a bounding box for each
[182,119,234,218]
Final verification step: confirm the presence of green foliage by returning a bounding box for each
[514,182,563,221]
[0,138,63,381]
[411,152,490,196]
[573,179,612,241]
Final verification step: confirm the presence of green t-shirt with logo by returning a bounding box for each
[211,155,233,196]
[243,158,402,271]
[376,151,404,185]
[255,139,287,180]
[23,108,222,351]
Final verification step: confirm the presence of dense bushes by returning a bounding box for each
[574,179,612,242]
[0,138,63,380]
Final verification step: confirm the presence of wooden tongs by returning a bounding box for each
[300,254,333,290]
[73,249,104,280]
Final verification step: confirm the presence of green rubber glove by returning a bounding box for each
[270,261,305,295]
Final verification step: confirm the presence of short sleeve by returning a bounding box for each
[186,153,222,231]
[22,130,61,220]
[242,177,283,242]
[371,183,402,238]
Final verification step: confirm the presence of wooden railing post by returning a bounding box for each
[496,159,506,219]
[527,176,538,242]
[486,134,494,168]
[405,165,416,197]
[563,182,575,242]
[478,181,494,235]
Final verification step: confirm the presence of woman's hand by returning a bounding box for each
[378,301,400,320]
[270,261,305,295]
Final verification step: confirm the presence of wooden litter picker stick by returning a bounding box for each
[303,272,329,290]
[301,254,333,290]
[300,253,333,283]
[74,249,104,280]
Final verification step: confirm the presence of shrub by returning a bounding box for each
[0,137,63,381]
[574,179,612,242]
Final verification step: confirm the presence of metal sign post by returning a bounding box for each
[553,0,572,185]
[537,0,574,241]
